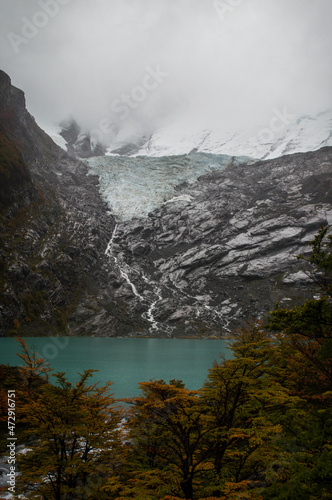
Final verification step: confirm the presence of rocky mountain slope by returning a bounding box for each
[0,70,122,336]
[1,69,331,337]
[107,147,332,336]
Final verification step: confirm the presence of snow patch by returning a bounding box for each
[135,109,332,160]
[38,123,67,151]
[282,271,310,284]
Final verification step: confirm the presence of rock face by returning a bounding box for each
[108,147,332,336]
[1,69,331,338]
[59,118,106,158]
[0,70,139,337]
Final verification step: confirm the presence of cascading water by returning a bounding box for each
[105,224,144,300]
[89,152,246,335]
[142,274,163,331]
[105,224,161,331]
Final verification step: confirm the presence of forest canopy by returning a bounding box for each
[0,226,331,499]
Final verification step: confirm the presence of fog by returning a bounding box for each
[1,0,331,137]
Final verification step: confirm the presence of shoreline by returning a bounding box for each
[1,334,229,340]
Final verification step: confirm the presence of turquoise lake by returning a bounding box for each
[0,338,231,399]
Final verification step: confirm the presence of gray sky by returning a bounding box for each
[0,0,331,135]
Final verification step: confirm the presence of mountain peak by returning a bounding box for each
[133,109,332,160]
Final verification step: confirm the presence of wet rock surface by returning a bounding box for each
[1,69,331,337]
[111,147,332,336]
[0,70,141,337]
[59,118,106,158]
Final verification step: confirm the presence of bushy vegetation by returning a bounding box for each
[1,227,331,499]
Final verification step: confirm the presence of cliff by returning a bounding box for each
[109,147,332,335]
[1,69,331,337]
[0,70,134,336]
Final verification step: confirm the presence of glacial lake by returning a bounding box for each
[0,337,231,399]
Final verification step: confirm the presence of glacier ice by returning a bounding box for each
[85,152,250,221]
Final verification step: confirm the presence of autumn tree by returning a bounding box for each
[17,370,122,500]
[265,226,332,498]
[105,379,215,500]
[105,324,299,500]
[1,340,51,455]
[199,322,298,499]
[15,336,52,393]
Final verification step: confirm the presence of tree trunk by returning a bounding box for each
[180,477,194,499]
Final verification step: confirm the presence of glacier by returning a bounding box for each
[135,109,332,159]
[85,152,250,220]
[44,109,332,221]
[43,109,332,163]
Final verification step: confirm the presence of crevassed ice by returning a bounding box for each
[85,152,249,221]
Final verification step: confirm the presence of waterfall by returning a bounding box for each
[105,225,161,331]
[105,224,144,300]
[142,275,163,331]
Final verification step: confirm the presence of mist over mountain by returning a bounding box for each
[1,1,332,337]
[1,0,332,142]
[47,108,332,162]
[0,5,332,496]
[0,69,331,337]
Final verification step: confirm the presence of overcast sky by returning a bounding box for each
[0,0,331,135]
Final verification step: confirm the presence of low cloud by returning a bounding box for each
[1,0,331,138]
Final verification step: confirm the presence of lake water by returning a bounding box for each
[0,337,231,399]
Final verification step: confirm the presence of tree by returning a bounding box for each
[15,336,52,393]
[107,324,298,500]
[117,380,213,500]
[200,322,298,499]
[17,370,121,500]
[268,226,332,391]
[265,226,332,499]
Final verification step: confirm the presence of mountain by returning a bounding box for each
[135,110,332,159]
[105,147,332,336]
[1,69,331,337]
[0,70,122,336]
[44,118,106,159]
[49,109,332,161]
[46,119,149,158]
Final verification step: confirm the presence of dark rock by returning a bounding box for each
[0,70,142,337]
[59,118,106,158]
[59,118,80,144]
[109,147,332,335]
[73,131,92,158]
[131,243,151,256]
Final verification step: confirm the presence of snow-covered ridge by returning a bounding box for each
[42,109,332,161]
[38,123,68,150]
[135,109,332,159]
